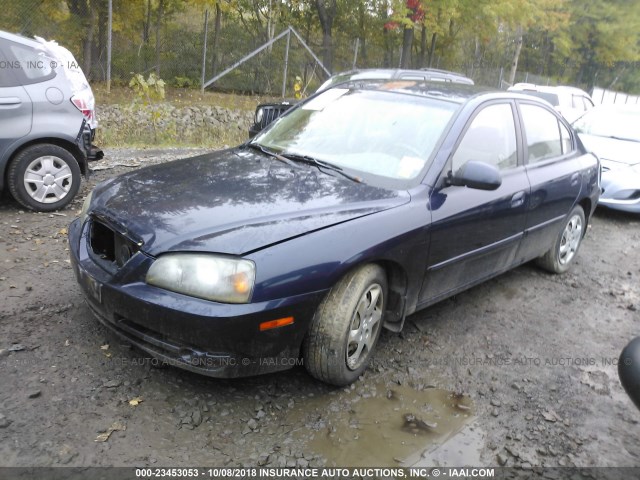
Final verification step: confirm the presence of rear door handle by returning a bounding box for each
[0,97,21,106]
[511,191,526,208]
[570,172,581,187]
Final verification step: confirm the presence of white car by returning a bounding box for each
[573,104,640,214]
[508,83,594,123]
[33,36,98,131]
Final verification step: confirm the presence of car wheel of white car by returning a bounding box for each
[8,144,81,212]
[304,264,387,386]
[537,205,585,274]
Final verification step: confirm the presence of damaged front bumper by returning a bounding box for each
[75,120,103,177]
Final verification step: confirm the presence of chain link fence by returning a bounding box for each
[0,0,562,96]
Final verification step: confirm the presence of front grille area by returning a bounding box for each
[258,104,292,130]
[89,219,141,270]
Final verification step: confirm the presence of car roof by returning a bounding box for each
[320,68,474,91]
[0,29,42,48]
[589,103,640,112]
[336,79,553,107]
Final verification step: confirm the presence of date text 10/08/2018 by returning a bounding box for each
[135,467,496,478]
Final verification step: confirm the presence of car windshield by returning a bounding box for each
[252,88,459,185]
[573,108,640,142]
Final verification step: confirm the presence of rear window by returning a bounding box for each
[518,90,559,107]
[5,40,56,85]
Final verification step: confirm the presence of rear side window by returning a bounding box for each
[520,104,563,163]
[4,40,56,85]
[560,122,573,154]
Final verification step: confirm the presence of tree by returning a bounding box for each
[315,0,337,73]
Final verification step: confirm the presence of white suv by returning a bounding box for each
[508,83,594,123]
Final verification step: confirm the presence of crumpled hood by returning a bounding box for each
[579,134,640,168]
[90,148,409,256]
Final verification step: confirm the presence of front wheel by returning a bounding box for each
[536,205,585,274]
[7,144,81,212]
[303,264,387,386]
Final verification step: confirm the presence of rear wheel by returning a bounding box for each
[536,205,585,274]
[7,144,81,212]
[303,264,387,386]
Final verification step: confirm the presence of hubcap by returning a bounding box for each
[23,156,73,204]
[558,214,582,265]
[346,283,383,371]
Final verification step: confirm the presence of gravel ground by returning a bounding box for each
[0,147,638,471]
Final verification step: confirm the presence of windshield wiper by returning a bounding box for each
[245,143,298,168]
[280,152,362,183]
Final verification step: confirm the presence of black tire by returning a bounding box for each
[7,144,81,212]
[303,264,387,386]
[536,205,585,274]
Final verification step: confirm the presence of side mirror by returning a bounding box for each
[449,160,502,191]
[619,337,640,410]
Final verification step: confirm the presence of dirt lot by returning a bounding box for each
[1,148,639,470]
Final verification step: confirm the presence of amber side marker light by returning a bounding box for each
[260,317,294,331]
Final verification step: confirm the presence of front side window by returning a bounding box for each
[520,104,562,164]
[452,103,518,172]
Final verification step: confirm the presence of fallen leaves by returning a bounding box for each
[541,409,562,423]
[95,421,126,442]
[101,344,112,358]
[129,397,144,407]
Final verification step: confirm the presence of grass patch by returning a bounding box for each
[96,122,246,149]
[93,83,280,111]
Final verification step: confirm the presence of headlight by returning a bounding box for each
[80,190,93,224]
[255,108,264,124]
[146,253,255,304]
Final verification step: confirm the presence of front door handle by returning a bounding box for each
[511,191,526,208]
[0,97,21,106]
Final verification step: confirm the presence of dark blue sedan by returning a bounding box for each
[69,81,600,386]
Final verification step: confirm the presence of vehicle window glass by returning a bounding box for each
[255,89,459,186]
[451,103,518,172]
[0,45,19,87]
[520,104,562,163]
[560,122,573,154]
[7,42,54,82]
[571,95,583,109]
[558,94,572,109]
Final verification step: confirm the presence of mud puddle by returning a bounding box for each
[290,382,476,467]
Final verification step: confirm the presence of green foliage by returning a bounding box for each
[129,73,167,104]
[128,73,167,142]
[172,76,197,88]
[2,0,640,93]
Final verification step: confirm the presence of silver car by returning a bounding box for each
[0,30,102,212]
[573,104,640,213]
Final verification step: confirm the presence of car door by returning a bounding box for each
[514,101,582,262]
[419,101,530,306]
[0,39,33,162]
